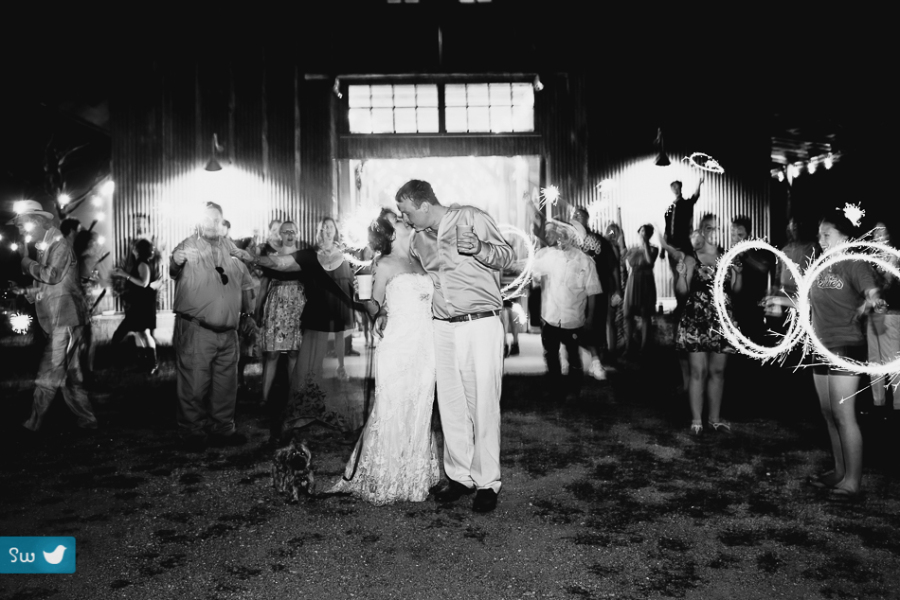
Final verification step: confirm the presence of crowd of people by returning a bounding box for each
[7,175,899,507]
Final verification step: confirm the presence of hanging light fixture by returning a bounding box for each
[205,133,225,172]
[654,127,670,166]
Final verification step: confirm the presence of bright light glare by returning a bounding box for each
[96,212,106,222]
[807,162,817,174]
[13,201,26,214]
[824,155,834,170]
[10,313,32,334]
[97,236,106,246]
[24,222,35,233]
[58,194,71,205]
[92,196,103,207]
[10,243,19,251]
[101,180,115,196]
[24,235,32,244]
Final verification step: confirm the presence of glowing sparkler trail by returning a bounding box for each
[682,152,724,174]
[498,224,536,302]
[510,302,527,325]
[10,313,32,334]
[713,239,900,377]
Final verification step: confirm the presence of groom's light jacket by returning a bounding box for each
[410,204,516,319]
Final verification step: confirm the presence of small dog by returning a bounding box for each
[272,437,314,502]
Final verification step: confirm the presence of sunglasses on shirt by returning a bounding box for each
[215,266,229,285]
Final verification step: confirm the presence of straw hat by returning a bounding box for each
[7,200,54,224]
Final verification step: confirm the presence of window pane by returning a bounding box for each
[416,84,438,107]
[445,84,467,107]
[394,107,417,133]
[445,106,467,132]
[512,106,534,132]
[489,83,511,106]
[348,108,372,133]
[348,85,370,108]
[394,85,417,107]
[467,106,490,132]
[511,83,534,107]
[466,84,489,106]
[371,108,394,133]
[417,107,439,132]
[370,86,394,108]
[490,106,512,133]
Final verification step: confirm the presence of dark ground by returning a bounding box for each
[2,337,900,600]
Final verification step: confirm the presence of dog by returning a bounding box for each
[272,437,314,502]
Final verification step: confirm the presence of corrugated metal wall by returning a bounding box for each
[112,66,771,310]
[111,57,333,310]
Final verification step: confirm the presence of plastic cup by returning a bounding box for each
[357,274,373,300]
[456,224,475,254]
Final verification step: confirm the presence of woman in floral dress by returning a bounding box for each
[675,213,742,435]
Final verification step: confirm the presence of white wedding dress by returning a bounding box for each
[329,273,441,504]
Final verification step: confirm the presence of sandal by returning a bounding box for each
[709,421,732,433]
[690,420,703,435]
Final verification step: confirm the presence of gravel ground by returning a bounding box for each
[2,343,900,600]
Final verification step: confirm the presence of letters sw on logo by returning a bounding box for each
[711,239,900,376]
[1,537,76,574]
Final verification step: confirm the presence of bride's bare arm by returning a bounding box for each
[370,258,395,336]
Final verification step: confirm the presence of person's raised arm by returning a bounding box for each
[675,255,694,296]
[689,174,705,203]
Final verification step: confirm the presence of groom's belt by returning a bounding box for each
[435,309,501,323]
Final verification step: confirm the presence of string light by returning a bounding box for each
[9,243,18,251]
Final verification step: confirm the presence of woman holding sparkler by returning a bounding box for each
[674,214,743,435]
[623,224,659,355]
[808,210,887,500]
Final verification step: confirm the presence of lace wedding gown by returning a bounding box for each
[329,273,441,504]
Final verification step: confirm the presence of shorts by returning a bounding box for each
[811,344,867,377]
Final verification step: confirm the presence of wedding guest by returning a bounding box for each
[169,202,256,451]
[730,215,774,345]
[675,213,742,435]
[256,221,305,405]
[623,224,659,355]
[573,207,620,379]
[603,221,628,357]
[73,228,103,384]
[867,220,900,410]
[807,209,886,500]
[663,175,705,315]
[110,238,160,375]
[14,201,97,432]
[532,221,602,390]
[396,179,516,513]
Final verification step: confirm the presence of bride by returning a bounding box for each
[328,210,441,504]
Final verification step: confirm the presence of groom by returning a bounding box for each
[396,180,515,513]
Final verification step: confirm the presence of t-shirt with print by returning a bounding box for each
[810,260,877,348]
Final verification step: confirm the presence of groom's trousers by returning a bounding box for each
[433,316,504,494]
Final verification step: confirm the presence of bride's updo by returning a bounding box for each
[368,215,395,256]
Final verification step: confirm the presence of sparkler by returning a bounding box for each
[498,224,536,301]
[539,186,560,209]
[10,313,32,334]
[713,239,900,377]
[510,302,527,325]
[341,205,386,271]
[841,202,865,228]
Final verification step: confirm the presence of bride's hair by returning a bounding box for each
[369,215,395,255]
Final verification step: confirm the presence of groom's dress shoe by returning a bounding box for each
[434,480,475,503]
[472,489,498,513]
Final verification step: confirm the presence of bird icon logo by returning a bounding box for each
[43,545,67,565]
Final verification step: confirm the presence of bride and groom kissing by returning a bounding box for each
[329,179,516,513]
